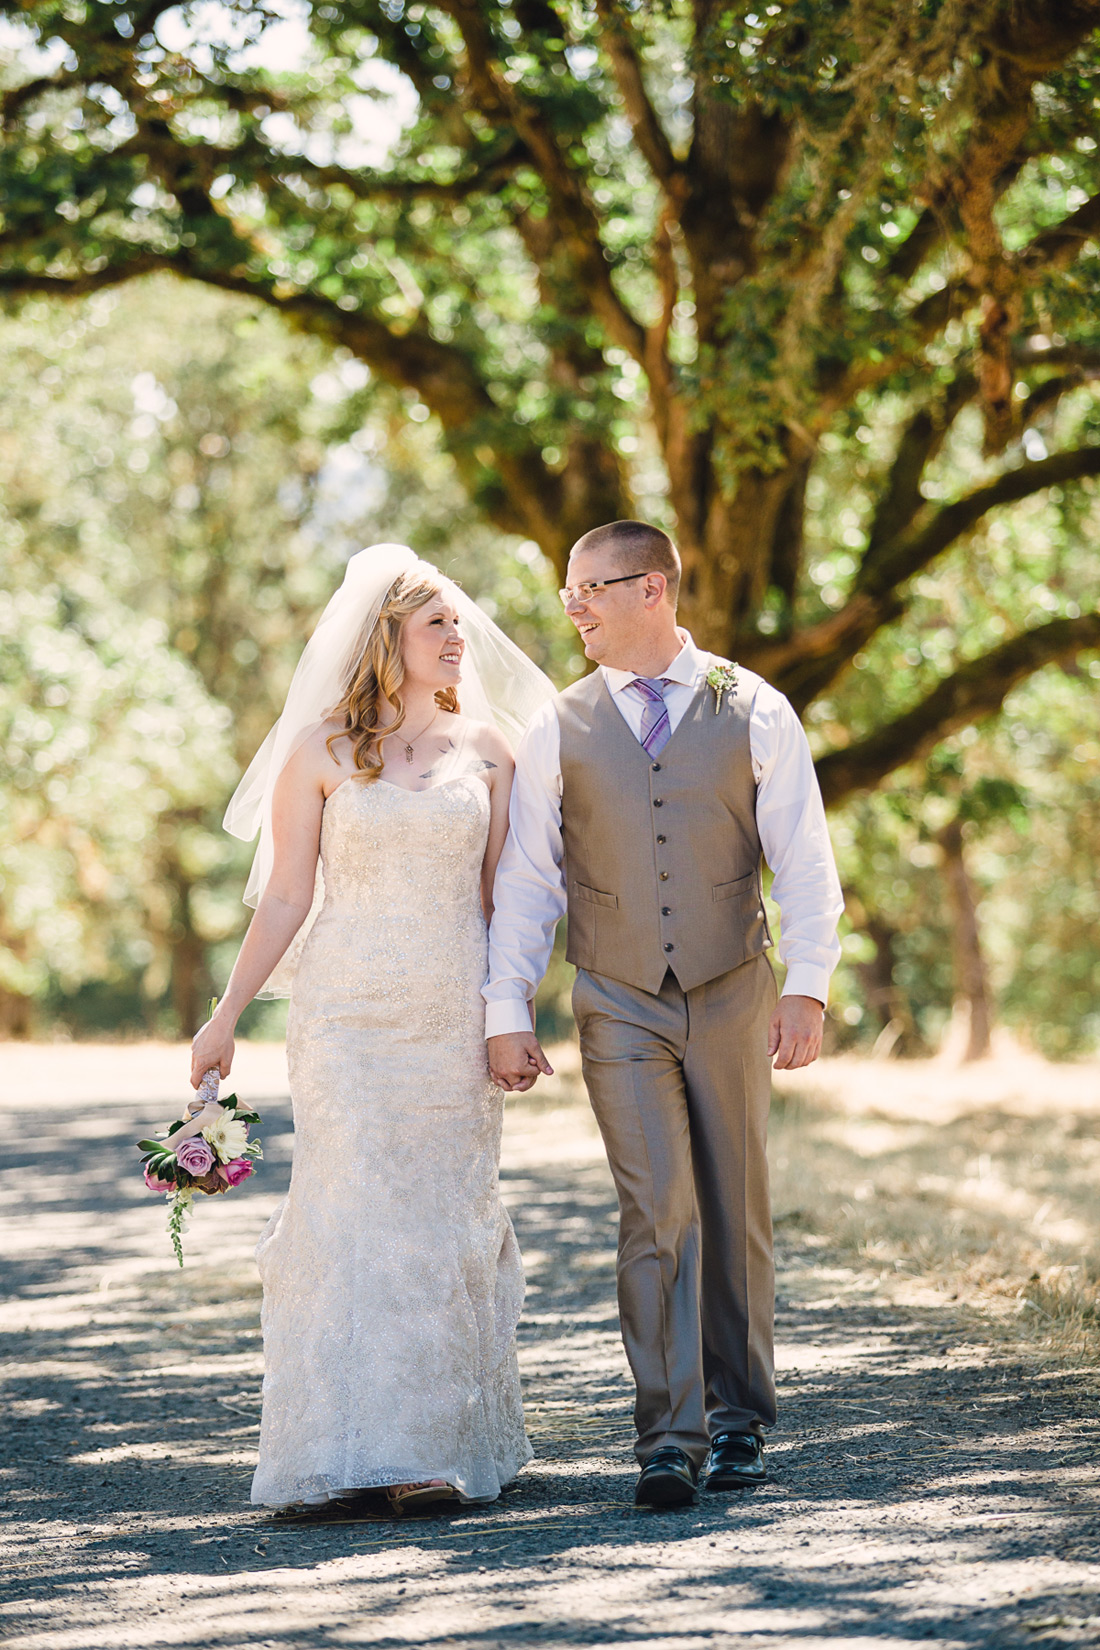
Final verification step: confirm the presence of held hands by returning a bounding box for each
[190,1008,237,1089]
[487,1032,554,1093]
[768,994,824,1071]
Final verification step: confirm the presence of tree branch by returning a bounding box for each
[1013,338,1100,370]
[356,4,460,101]
[881,206,943,283]
[0,251,578,552]
[1022,368,1100,424]
[179,266,578,547]
[857,443,1100,600]
[746,440,1100,707]
[815,613,1100,806]
[641,204,682,444]
[0,256,172,298]
[438,0,649,365]
[1012,339,1100,418]
[114,128,525,205]
[1020,189,1100,271]
[820,279,970,411]
[593,1,681,189]
[885,148,1033,286]
[865,371,977,553]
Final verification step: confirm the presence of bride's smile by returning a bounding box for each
[398,599,466,690]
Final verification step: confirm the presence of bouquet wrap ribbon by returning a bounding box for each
[173,1069,224,1145]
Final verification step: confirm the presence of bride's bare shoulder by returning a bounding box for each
[284,719,350,777]
[446,713,513,771]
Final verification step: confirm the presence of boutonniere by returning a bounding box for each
[706,661,738,715]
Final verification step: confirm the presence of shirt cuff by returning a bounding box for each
[484,998,534,1039]
[780,964,831,1008]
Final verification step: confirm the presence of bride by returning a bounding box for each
[189,543,554,1513]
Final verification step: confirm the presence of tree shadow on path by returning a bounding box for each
[1,1091,1098,1649]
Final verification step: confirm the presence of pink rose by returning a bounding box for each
[144,1165,175,1193]
[217,1157,254,1188]
[175,1136,215,1177]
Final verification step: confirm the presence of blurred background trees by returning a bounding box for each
[0,278,575,1037]
[0,0,1098,1053]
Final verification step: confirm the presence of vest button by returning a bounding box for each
[661,906,671,916]
[656,834,666,845]
[653,798,663,807]
[651,762,661,772]
[663,942,674,953]
[659,871,669,881]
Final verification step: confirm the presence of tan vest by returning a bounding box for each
[555,662,772,995]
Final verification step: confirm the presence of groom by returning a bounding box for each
[485,520,843,1507]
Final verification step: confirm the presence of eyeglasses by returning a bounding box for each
[558,572,653,606]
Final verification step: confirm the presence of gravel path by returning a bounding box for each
[1,1050,1098,1649]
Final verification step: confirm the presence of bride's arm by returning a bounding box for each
[189,741,326,1086]
[476,723,516,923]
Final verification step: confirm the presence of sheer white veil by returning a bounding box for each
[224,542,557,996]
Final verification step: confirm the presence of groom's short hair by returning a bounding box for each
[570,520,681,607]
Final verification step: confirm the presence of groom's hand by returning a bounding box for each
[768,995,824,1070]
[488,1032,554,1093]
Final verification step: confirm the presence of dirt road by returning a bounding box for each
[1,1044,1098,1648]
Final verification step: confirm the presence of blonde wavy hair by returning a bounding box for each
[325,569,459,782]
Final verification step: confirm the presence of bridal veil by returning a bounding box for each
[223,542,557,995]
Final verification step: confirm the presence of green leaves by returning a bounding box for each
[3,0,1100,1060]
[166,1189,192,1268]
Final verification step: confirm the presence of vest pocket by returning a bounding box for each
[573,881,620,910]
[711,870,757,902]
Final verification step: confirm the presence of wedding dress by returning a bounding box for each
[250,767,532,1506]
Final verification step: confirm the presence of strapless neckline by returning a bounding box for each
[324,772,489,807]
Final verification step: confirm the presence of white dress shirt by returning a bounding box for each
[484,632,844,1037]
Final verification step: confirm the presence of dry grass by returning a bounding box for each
[766,1049,1100,1362]
[531,1039,1100,1365]
[4,1036,1098,1361]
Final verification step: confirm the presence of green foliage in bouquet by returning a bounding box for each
[137,1082,263,1266]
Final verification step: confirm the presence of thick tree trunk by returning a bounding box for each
[161,863,211,1039]
[0,916,34,1037]
[169,920,208,1041]
[843,897,924,1057]
[936,818,993,1061]
[674,458,810,654]
[0,987,32,1038]
[859,918,916,1047]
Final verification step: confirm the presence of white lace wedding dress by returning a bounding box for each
[250,770,532,1506]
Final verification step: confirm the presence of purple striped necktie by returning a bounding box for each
[629,677,673,758]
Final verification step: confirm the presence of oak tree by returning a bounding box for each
[2,0,1100,800]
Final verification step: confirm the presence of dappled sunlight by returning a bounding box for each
[2,1045,1099,1646]
[767,1053,1100,1362]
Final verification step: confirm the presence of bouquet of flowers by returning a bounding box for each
[138,1060,263,1266]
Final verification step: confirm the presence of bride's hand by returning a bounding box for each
[190,1011,236,1088]
[487,1032,553,1093]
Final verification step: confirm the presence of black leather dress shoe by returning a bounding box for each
[635,1445,699,1507]
[703,1432,766,1490]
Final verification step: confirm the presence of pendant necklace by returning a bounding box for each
[400,710,439,764]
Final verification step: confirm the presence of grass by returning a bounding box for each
[766,1059,1100,1362]
[535,1039,1100,1364]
